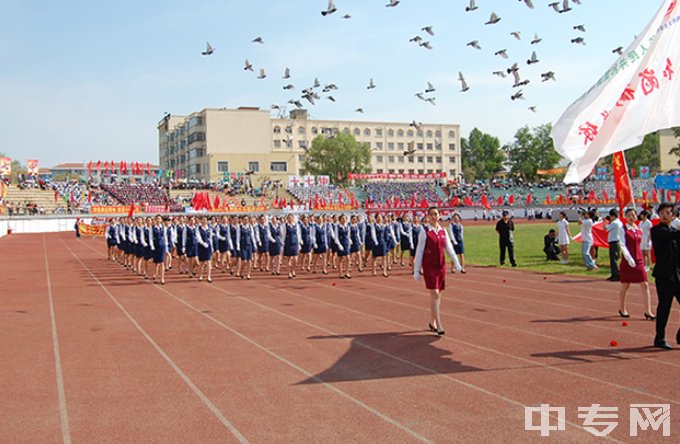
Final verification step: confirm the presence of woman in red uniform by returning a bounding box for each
[618,208,656,320]
[413,207,460,335]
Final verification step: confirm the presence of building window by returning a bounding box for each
[427,143,433,150]
[418,169,424,174]
[417,143,424,150]
[407,130,414,137]
[377,169,384,173]
[436,156,442,163]
[285,126,293,133]
[376,155,383,162]
[427,169,433,174]
[270,161,287,172]
[408,169,415,174]
[375,128,383,136]
[387,129,394,137]
[343,127,350,134]
[388,156,395,163]
[448,130,456,138]
[217,161,229,172]
[435,130,441,137]
[274,140,281,148]
[273,126,281,134]
[388,142,394,150]
[397,142,404,150]
[298,140,308,149]
[407,156,414,163]
[188,116,203,128]
[376,142,383,149]
[298,155,305,163]
[248,161,260,173]
[426,130,433,138]
[311,127,318,134]
[427,156,433,163]
[353,128,361,136]
[397,129,404,137]
[398,156,404,163]
[364,128,371,136]
[388,169,395,173]
[298,127,306,134]
[398,169,405,173]
[417,130,423,137]
[417,156,424,162]
[449,143,456,151]
[449,169,457,177]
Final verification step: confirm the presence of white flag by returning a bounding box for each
[552,0,680,184]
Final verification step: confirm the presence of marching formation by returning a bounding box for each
[104,211,467,285]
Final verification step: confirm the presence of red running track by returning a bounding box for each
[1,232,678,443]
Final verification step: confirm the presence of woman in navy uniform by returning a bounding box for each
[268,216,283,275]
[410,215,423,270]
[385,214,398,271]
[196,216,213,282]
[106,217,118,260]
[299,215,314,272]
[363,214,376,266]
[229,215,241,276]
[152,215,168,284]
[164,217,176,271]
[311,215,329,275]
[349,215,363,272]
[256,215,274,272]
[142,217,155,279]
[281,213,302,278]
[175,216,187,274]
[210,216,220,271]
[328,214,339,270]
[237,215,256,279]
[134,218,145,275]
[399,215,414,267]
[370,214,389,277]
[449,213,466,273]
[217,215,232,274]
[335,214,352,279]
[183,216,198,277]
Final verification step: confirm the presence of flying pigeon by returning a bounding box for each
[485,12,501,25]
[511,31,521,41]
[201,42,214,56]
[385,0,400,7]
[527,51,539,65]
[342,14,351,19]
[252,36,264,44]
[559,0,572,13]
[314,77,321,88]
[327,96,336,102]
[321,0,337,16]
[367,78,376,89]
[612,46,624,55]
[511,90,525,100]
[409,36,423,44]
[425,97,436,105]
[257,68,266,79]
[420,41,433,49]
[283,84,294,90]
[458,71,470,92]
[531,33,542,45]
[409,120,423,132]
[573,24,586,32]
[355,108,364,113]
[467,40,481,50]
[520,0,535,8]
[528,106,537,113]
[282,67,290,79]
[422,26,435,36]
[495,49,509,59]
[548,2,560,12]
[571,37,586,45]
[244,59,254,71]
[425,82,435,93]
[492,71,507,78]
[541,71,556,81]
[465,0,478,12]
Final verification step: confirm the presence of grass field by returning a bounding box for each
[461,221,613,278]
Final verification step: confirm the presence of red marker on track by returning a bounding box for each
[622,321,628,327]
[610,340,619,347]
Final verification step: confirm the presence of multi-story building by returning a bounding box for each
[659,128,680,172]
[158,107,462,182]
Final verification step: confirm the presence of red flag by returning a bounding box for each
[214,194,220,209]
[54,190,58,202]
[464,196,473,206]
[273,195,279,207]
[653,189,660,203]
[612,151,633,214]
[675,191,680,203]
[667,189,672,202]
[88,161,93,175]
[281,197,287,208]
[127,202,135,218]
[480,195,491,210]
[525,194,532,205]
[496,195,503,206]
[602,189,609,201]
[508,194,515,205]
[420,198,429,208]
[642,190,648,201]
[104,161,109,174]
[146,162,151,176]
[96,160,101,173]
[545,195,552,205]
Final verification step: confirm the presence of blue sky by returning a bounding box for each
[0,0,663,168]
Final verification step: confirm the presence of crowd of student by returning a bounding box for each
[363,182,442,204]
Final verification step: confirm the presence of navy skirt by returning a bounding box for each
[240,246,254,261]
[284,244,299,257]
[269,242,282,257]
[153,246,167,264]
[144,246,153,261]
[198,244,212,262]
[372,243,387,258]
[454,241,464,255]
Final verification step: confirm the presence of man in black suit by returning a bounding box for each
[495,211,517,267]
[650,203,680,350]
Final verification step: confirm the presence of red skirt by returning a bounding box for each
[620,259,647,283]
[424,266,447,291]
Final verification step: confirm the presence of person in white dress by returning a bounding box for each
[556,211,572,264]
[638,210,653,271]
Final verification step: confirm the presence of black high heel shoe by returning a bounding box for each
[644,313,656,321]
[428,323,437,332]
[618,310,630,318]
[437,329,446,336]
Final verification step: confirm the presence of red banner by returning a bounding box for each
[27,159,39,175]
[347,172,446,181]
[77,222,107,236]
[612,151,633,214]
[0,157,11,175]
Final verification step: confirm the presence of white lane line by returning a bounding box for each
[43,236,72,444]
[59,238,250,444]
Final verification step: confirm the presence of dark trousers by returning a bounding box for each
[500,241,516,266]
[608,241,620,279]
[654,278,680,343]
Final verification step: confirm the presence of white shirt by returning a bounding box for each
[580,218,594,244]
[606,218,624,243]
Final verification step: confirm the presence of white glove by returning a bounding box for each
[627,258,636,267]
[413,272,421,281]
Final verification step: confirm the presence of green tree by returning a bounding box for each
[461,128,504,181]
[601,131,660,173]
[301,133,371,185]
[503,123,562,181]
[0,152,26,183]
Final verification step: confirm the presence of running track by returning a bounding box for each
[1,232,678,443]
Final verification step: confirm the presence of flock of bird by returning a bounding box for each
[199,0,625,119]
